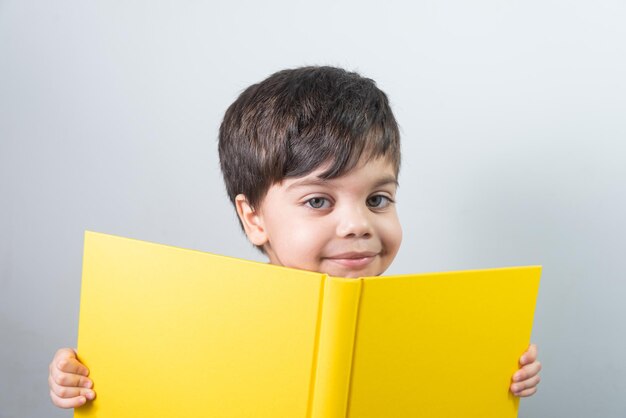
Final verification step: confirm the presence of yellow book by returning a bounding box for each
[75,231,541,418]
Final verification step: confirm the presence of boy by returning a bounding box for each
[48,66,541,408]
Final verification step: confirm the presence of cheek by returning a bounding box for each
[378,214,403,255]
[269,220,329,267]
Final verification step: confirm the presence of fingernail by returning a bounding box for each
[520,355,527,363]
[513,372,521,382]
[81,380,93,389]
[85,391,95,400]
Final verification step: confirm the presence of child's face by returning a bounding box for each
[237,157,402,278]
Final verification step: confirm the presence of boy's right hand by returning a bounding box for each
[48,348,96,408]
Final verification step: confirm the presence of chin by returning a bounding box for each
[327,266,382,278]
[337,271,362,279]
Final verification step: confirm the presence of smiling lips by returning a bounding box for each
[325,251,379,268]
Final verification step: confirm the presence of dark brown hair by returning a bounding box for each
[218,65,401,228]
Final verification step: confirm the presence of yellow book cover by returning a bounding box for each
[75,231,541,418]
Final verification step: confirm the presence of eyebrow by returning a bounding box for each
[286,175,399,191]
[373,175,400,189]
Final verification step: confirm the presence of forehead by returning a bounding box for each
[281,157,398,192]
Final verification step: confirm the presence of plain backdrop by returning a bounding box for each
[1,1,625,417]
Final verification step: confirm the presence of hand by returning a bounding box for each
[510,343,542,397]
[48,348,96,408]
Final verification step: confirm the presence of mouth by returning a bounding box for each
[323,251,380,269]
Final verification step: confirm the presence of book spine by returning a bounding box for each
[309,277,362,418]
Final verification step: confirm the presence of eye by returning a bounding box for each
[305,197,331,209]
[367,194,393,209]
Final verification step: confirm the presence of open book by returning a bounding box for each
[75,231,540,418]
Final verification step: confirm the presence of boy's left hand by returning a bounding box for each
[510,343,542,397]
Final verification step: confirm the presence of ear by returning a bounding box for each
[234,194,268,247]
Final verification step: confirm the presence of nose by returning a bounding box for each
[335,204,373,238]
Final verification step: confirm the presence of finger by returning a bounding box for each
[49,375,96,400]
[49,390,87,409]
[514,386,538,397]
[513,360,542,381]
[520,343,538,365]
[49,348,75,376]
[511,374,541,394]
[50,366,93,389]
[55,351,89,377]
[53,347,77,362]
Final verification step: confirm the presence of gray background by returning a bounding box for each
[1,1,625,417]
